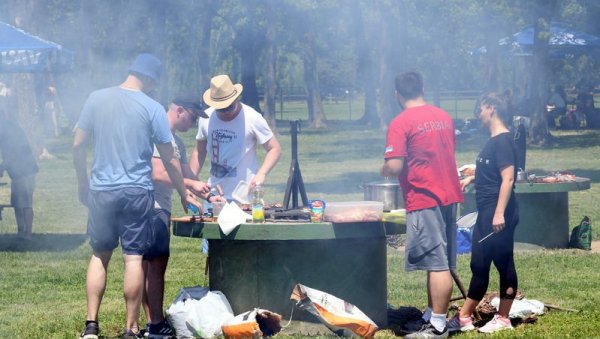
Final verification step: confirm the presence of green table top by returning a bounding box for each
[172,213,406,240]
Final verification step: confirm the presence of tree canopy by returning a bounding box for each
[0,0,598,140]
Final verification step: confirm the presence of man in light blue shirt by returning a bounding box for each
[73,53,201,339]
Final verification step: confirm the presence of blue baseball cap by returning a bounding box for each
[128,53,162,83]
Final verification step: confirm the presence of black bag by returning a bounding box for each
[569,216,592,250]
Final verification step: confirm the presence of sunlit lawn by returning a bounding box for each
[1,115,599,338]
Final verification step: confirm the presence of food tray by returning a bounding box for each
[323,201,383,223]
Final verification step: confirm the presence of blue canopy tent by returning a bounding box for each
[0,21,73,73]
[473,22,600,58]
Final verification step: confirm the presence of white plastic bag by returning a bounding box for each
[165,286,234,338]
[167,287,210,338]
[186,291,235,338]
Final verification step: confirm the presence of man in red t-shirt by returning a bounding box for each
[381,71,463,338]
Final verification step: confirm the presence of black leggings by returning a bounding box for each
[467,200,519,301]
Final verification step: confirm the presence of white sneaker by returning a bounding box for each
[447,314,475,332]
[478,314,513,333]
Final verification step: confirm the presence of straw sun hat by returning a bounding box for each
[203,75,243,109]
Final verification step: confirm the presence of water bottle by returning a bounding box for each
[252,183,265,223]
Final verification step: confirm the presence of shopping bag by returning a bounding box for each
[290,284,378,338]
[221,308,282,339]
[165,286,234,338]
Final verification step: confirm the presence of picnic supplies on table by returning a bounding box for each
[290,284,378,338]
[569,216,592,250]
[222,308,282,339]
[165,286,234,338]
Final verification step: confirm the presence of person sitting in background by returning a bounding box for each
[546,85,566,129]
[0,110,39,240]
[576,84,596,128]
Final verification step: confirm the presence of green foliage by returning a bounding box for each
[1,124,600,337]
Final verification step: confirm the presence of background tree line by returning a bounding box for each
[0,0,599,144]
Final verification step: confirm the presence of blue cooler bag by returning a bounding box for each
[456,212,477,254]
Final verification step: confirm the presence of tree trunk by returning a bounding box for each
[355,0,382,127]
[377,10,396,127]
[302,32,327,129]
[198,0,216,91]
[153,1,168,104]
[528,3,558,146]
[234,25,263,114]
[264,13,278,130]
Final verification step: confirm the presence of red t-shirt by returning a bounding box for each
[384,104,463,212]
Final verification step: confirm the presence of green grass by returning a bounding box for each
[1,121,600,338]
[276,95,476,122]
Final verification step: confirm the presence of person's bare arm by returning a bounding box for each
[152,155,212,200]
[155,142,201,212]
[72,128,90,206]
[380,157,405,177]
[189,140,207,177]
[493,165,515,233]
[249,136,282,189]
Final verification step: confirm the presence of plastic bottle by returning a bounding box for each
[252,183,265,223]
[187,203,199,215]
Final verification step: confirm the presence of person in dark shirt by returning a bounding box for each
[448,93,519,334]
[0,111,39,240]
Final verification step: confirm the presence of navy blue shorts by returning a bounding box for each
[87,187,154,255]
[144,208,171,259]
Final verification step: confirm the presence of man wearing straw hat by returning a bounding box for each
[191,74,281,202]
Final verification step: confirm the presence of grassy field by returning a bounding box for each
[1,117,600,338]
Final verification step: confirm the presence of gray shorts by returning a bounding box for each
[11,175,35,208]
[405,204,457,272]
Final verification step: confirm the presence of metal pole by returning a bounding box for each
[346,90,351,120]
[280,86,284,120]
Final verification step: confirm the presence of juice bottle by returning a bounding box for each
[252,183,265,223]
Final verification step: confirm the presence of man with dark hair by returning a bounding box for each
[142,95,224,338]
[74,53,201,339]
[381,71,463,338]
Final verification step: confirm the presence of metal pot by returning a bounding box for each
[362,179,404,211]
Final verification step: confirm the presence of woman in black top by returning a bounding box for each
[448,93,519,334]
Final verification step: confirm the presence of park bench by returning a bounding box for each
[0,203,13,221]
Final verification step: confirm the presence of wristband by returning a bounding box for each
[205,192,215,202]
